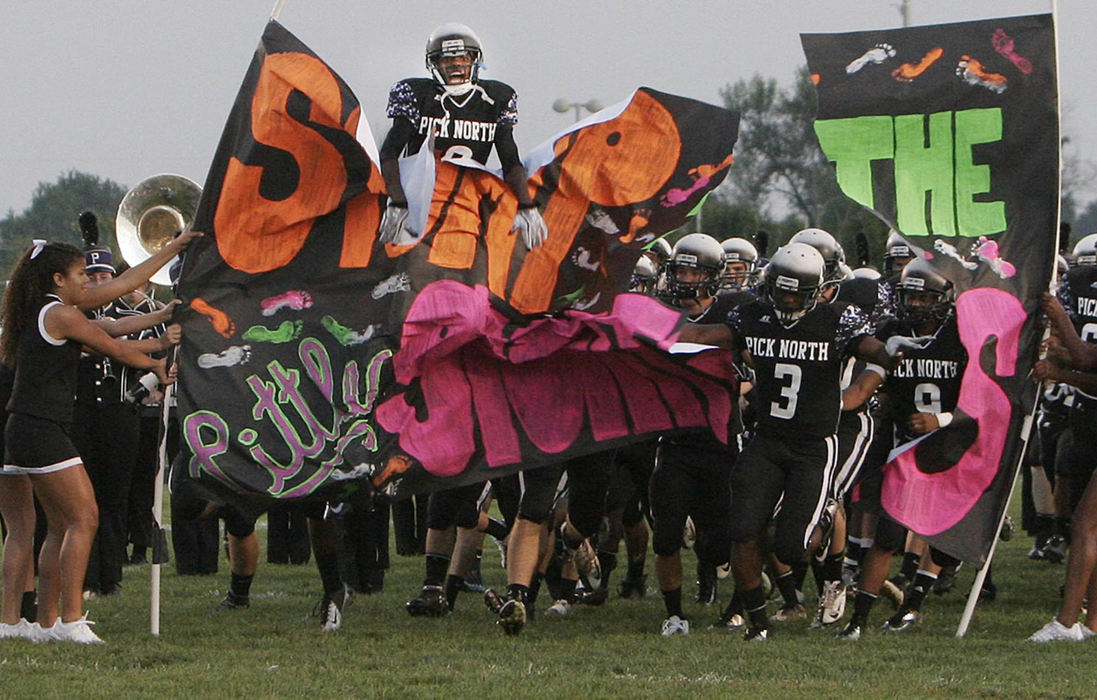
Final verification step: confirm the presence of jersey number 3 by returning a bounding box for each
[770,363,802,419]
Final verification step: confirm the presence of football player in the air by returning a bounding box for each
[836,258,969,640]
[650,234,741,636]
[377,23,546,248]
[679,243,905,641]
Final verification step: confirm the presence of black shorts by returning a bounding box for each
[3,413,81,474]
[729,431,834,565]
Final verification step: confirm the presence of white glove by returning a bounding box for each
[512,205,548,249]
[378,202,410,244]
[885,335,935,357]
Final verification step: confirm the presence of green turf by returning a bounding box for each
[1,494,1094,698]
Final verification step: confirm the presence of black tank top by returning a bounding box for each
[7,296,82,425]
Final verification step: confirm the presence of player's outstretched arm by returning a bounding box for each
[842,365,886,410]
[677,323,735,348]
[854,335,899,371]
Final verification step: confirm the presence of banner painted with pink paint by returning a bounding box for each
[802,14,1057,564]
[174,21,740,505]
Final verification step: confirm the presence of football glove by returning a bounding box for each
[378,201,410,244]
[512,204,548,249]
[885,335,935,357]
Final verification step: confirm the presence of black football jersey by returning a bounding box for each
[726,299,873,440]
[386,78,518,166]
[1057,265,1097,402]
[879,314,967,444]
[1058,265,1097,337]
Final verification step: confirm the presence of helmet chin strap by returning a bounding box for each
[442,81,475,97]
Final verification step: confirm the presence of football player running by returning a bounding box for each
[678,243,904,641]
[650,234,741,636]
[377,23,545,248]
[836,259,969,640]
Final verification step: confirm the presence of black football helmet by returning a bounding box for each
[788,228,844,283]
[426,23,483,91]
[883,230,915,276]
[666,233,724,300]
[763,243,825,325]
[1072,233,1097,267]
[896,257,954,325]
[719,237,758,291]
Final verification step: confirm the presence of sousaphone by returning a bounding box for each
[116,173,201,285]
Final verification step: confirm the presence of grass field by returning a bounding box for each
[2,492,1095,699]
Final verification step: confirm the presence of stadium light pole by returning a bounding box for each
[553,98,604,122]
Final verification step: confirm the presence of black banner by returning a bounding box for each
[802,14,1057,564]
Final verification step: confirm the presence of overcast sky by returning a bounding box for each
[1,0,1082,221]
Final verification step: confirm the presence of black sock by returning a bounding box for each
[506,583,529,603]
[527,572,544,606]
[230,572,254,598]
[424,554,450,587]
[791,561,808,590]
[444,574,463,609]
[822,553,844,582]
[721,590,743,620]
[559,578,578,603]
[899,551,920,581]
[627,559,645,580]
[851,589,877,626]
[485,517,508,541]
[1035,513,1054,538]
[906,571,937,611]
[598,551,618,583]
[20,590,36,622]
[662,586,684,618]
[741,585,768,629]
[1054,516,1072,540]
[810,559,826,596]
[776,571,800,608]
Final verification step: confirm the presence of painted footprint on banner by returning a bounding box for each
[891,47,944,82]
[932,240,979,271]
[956,55,1008,93]
[197,345,252,369]
[242,320,303,344]
[973,237,1017,279]
[992,28,1033,74]
[371,273,411,300]
[191,298,236,338]
[260,290,313,317]
[322,315,379,346]
[845,43,896,74]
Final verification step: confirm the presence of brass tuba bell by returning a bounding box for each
[116,173,201,285]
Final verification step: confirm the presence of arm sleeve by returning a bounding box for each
[386,80,420,122]
[379,119,416,162]
[495,124,522,173]
[836,304,875,357]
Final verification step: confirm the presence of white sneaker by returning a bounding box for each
[48,614,104,644]
[1083,625,1097,640]
[546,599,572,617]
[811,580,847,628]
[1028,618,1085,643]
[26,621,50,643]
[0,620,26,639]
[661,615,690,637]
